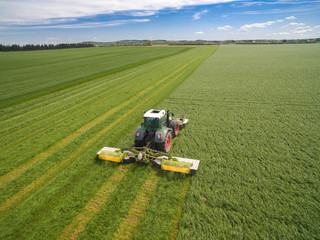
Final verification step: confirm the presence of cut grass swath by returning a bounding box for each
[0,47,189,108]
[58,165,131,240]
[112,171,159,240]
[0,50,180,134]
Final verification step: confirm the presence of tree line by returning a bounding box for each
[0,43,95,52]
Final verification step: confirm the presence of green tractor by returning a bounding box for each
[97,109,200,175]
[134,109,188,153]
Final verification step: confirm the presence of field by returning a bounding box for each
[0,46,188,108]
[159,44,320,239]
[1,44,319,239]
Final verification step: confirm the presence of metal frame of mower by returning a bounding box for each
[97,146,199,175]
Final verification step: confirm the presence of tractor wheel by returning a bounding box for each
[156,131,172,153]
[134,139,144,148]
[169,120,179,138]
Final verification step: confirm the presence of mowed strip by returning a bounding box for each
[0,56,198,213]
[0,57,195,187]
[112,171,159,240]
[169,183,190,240]
[0,49,197,154]
[1,47,188,125]
[0,60,163,152]
[58,165,131,240]
[0,55,169,139]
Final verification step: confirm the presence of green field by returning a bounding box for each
[0,46,188,108]
[159,44,320,239]
[1,44,319,239]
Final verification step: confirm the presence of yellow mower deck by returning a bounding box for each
[97,147,200,175]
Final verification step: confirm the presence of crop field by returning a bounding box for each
[0,46,188,108]
[0,45,217,239]
[1,44,319,239]
[157,44,320,239]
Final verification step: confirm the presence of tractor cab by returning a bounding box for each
[143,109,166,129]
[134,109,188,153]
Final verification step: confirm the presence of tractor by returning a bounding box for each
[97,109,199,175]
[134,109,188,153]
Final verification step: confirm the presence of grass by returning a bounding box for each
[0,46,189,108]
[0,45,217,239]
[1,44,318,239]
[158,44,320,239]
[162,159,193,169]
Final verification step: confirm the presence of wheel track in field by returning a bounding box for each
[58,165,131,240]
[169,182,190,240]
[0,57,173,151]
[0,56,199,213]
[112,170,159,240]
[0,56,172,136]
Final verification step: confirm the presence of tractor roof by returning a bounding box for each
[143,109,166,119]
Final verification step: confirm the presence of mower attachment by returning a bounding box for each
[97,147,199,175]
[97,147,126,162]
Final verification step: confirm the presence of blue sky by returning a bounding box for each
[0,0,319,44]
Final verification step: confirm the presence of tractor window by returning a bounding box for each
[144,117,159,129]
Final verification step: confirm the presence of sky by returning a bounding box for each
[0,0,319,44]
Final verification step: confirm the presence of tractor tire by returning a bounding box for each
[134,139,144,148]
[156,131,172,153]
[169,120,179,138]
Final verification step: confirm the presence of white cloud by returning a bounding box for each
[293,26,312,34]
[288,22,305,26]
[285,16,296,20]
[0,0,236,25]
[193,10,208,20]
[281,22,306,28]
[276,19,284,22]
[240,21,276,32]
[11,19,150,29]
[278,32,290,35]
[217,25,232,31]
[195,31,204,34]
[126,11,157,17]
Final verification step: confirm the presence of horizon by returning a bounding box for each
[1,0,319,45]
